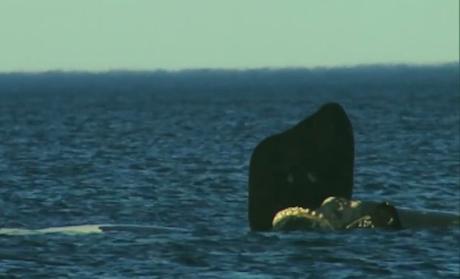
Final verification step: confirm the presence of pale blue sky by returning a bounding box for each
[0,0,458,72]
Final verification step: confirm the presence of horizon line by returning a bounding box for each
[0,61,458,75]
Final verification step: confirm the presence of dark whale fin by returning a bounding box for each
[248,103,354,231]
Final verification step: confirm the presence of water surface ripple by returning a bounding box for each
[0,70,459,278]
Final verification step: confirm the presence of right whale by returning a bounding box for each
[249,103,354,231]
[272,197,459,231]
[248,102,459,231]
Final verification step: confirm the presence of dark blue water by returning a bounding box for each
[0,65,459,278]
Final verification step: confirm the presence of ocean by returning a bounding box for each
[0,64,459,278]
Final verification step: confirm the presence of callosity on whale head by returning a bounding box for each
[272,197,402,231]
[248,103,354,231]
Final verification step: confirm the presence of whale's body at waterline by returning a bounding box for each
[248,103,459,231]
[271,197,459,231]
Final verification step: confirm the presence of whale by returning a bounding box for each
[272,197,402,230]
[249,103,354,231]
[272,197,459,231]
[248,103,459,231]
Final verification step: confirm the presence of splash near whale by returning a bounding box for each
[248,103,459,231]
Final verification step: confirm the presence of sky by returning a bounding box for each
[0,0,458,72]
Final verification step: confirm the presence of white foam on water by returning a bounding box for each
[0,224,189,236]
[0,225,103,236]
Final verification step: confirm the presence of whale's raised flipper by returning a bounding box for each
[248,103,354,231]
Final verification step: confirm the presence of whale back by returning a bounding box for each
[248,103,354,230]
